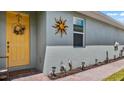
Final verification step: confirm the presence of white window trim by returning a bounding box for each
[73,17,86,48]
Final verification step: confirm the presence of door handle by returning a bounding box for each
[7,41,9,53]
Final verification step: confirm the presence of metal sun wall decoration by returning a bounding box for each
[52,17,68,37]
[13,14,26,35]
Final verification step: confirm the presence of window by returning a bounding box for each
[73,17,85,47]
[74,33,83,47]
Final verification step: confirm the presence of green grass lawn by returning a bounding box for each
[103,69,124,81]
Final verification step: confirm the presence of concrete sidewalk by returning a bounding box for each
[13,59,124,81]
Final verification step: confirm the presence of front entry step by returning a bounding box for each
[0,68,9,80]
[0,75,7,80]
[0,68,8,73]
[9,68,40,80]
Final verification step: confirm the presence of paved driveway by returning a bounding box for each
[13,59,124,81]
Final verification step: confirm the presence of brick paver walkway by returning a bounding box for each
[13,59,124,81]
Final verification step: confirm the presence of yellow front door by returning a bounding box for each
[6,12,30,67]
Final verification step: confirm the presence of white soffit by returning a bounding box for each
[78,11,124,30]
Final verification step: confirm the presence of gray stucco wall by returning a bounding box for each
[0,12,6,68]
[0,12,37,71]
[36,12,46,72]
[86,18,124,45]
[46,11,73,46]
[44,45,124,74]
[46,11,124,46]
[43,11,124,74]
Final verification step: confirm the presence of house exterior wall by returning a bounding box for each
[46,11,124,46]
[1,11,124,74]
[0,12,37,71]
[46,11,73,46]
[36,11,46,72]
[0,12,6,68]
[86,18,124,45]
[43,11,124,74]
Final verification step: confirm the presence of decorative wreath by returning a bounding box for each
[13,14,26,35]
[52,17,68,37]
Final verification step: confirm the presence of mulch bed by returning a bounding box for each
[48,56,124,80]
